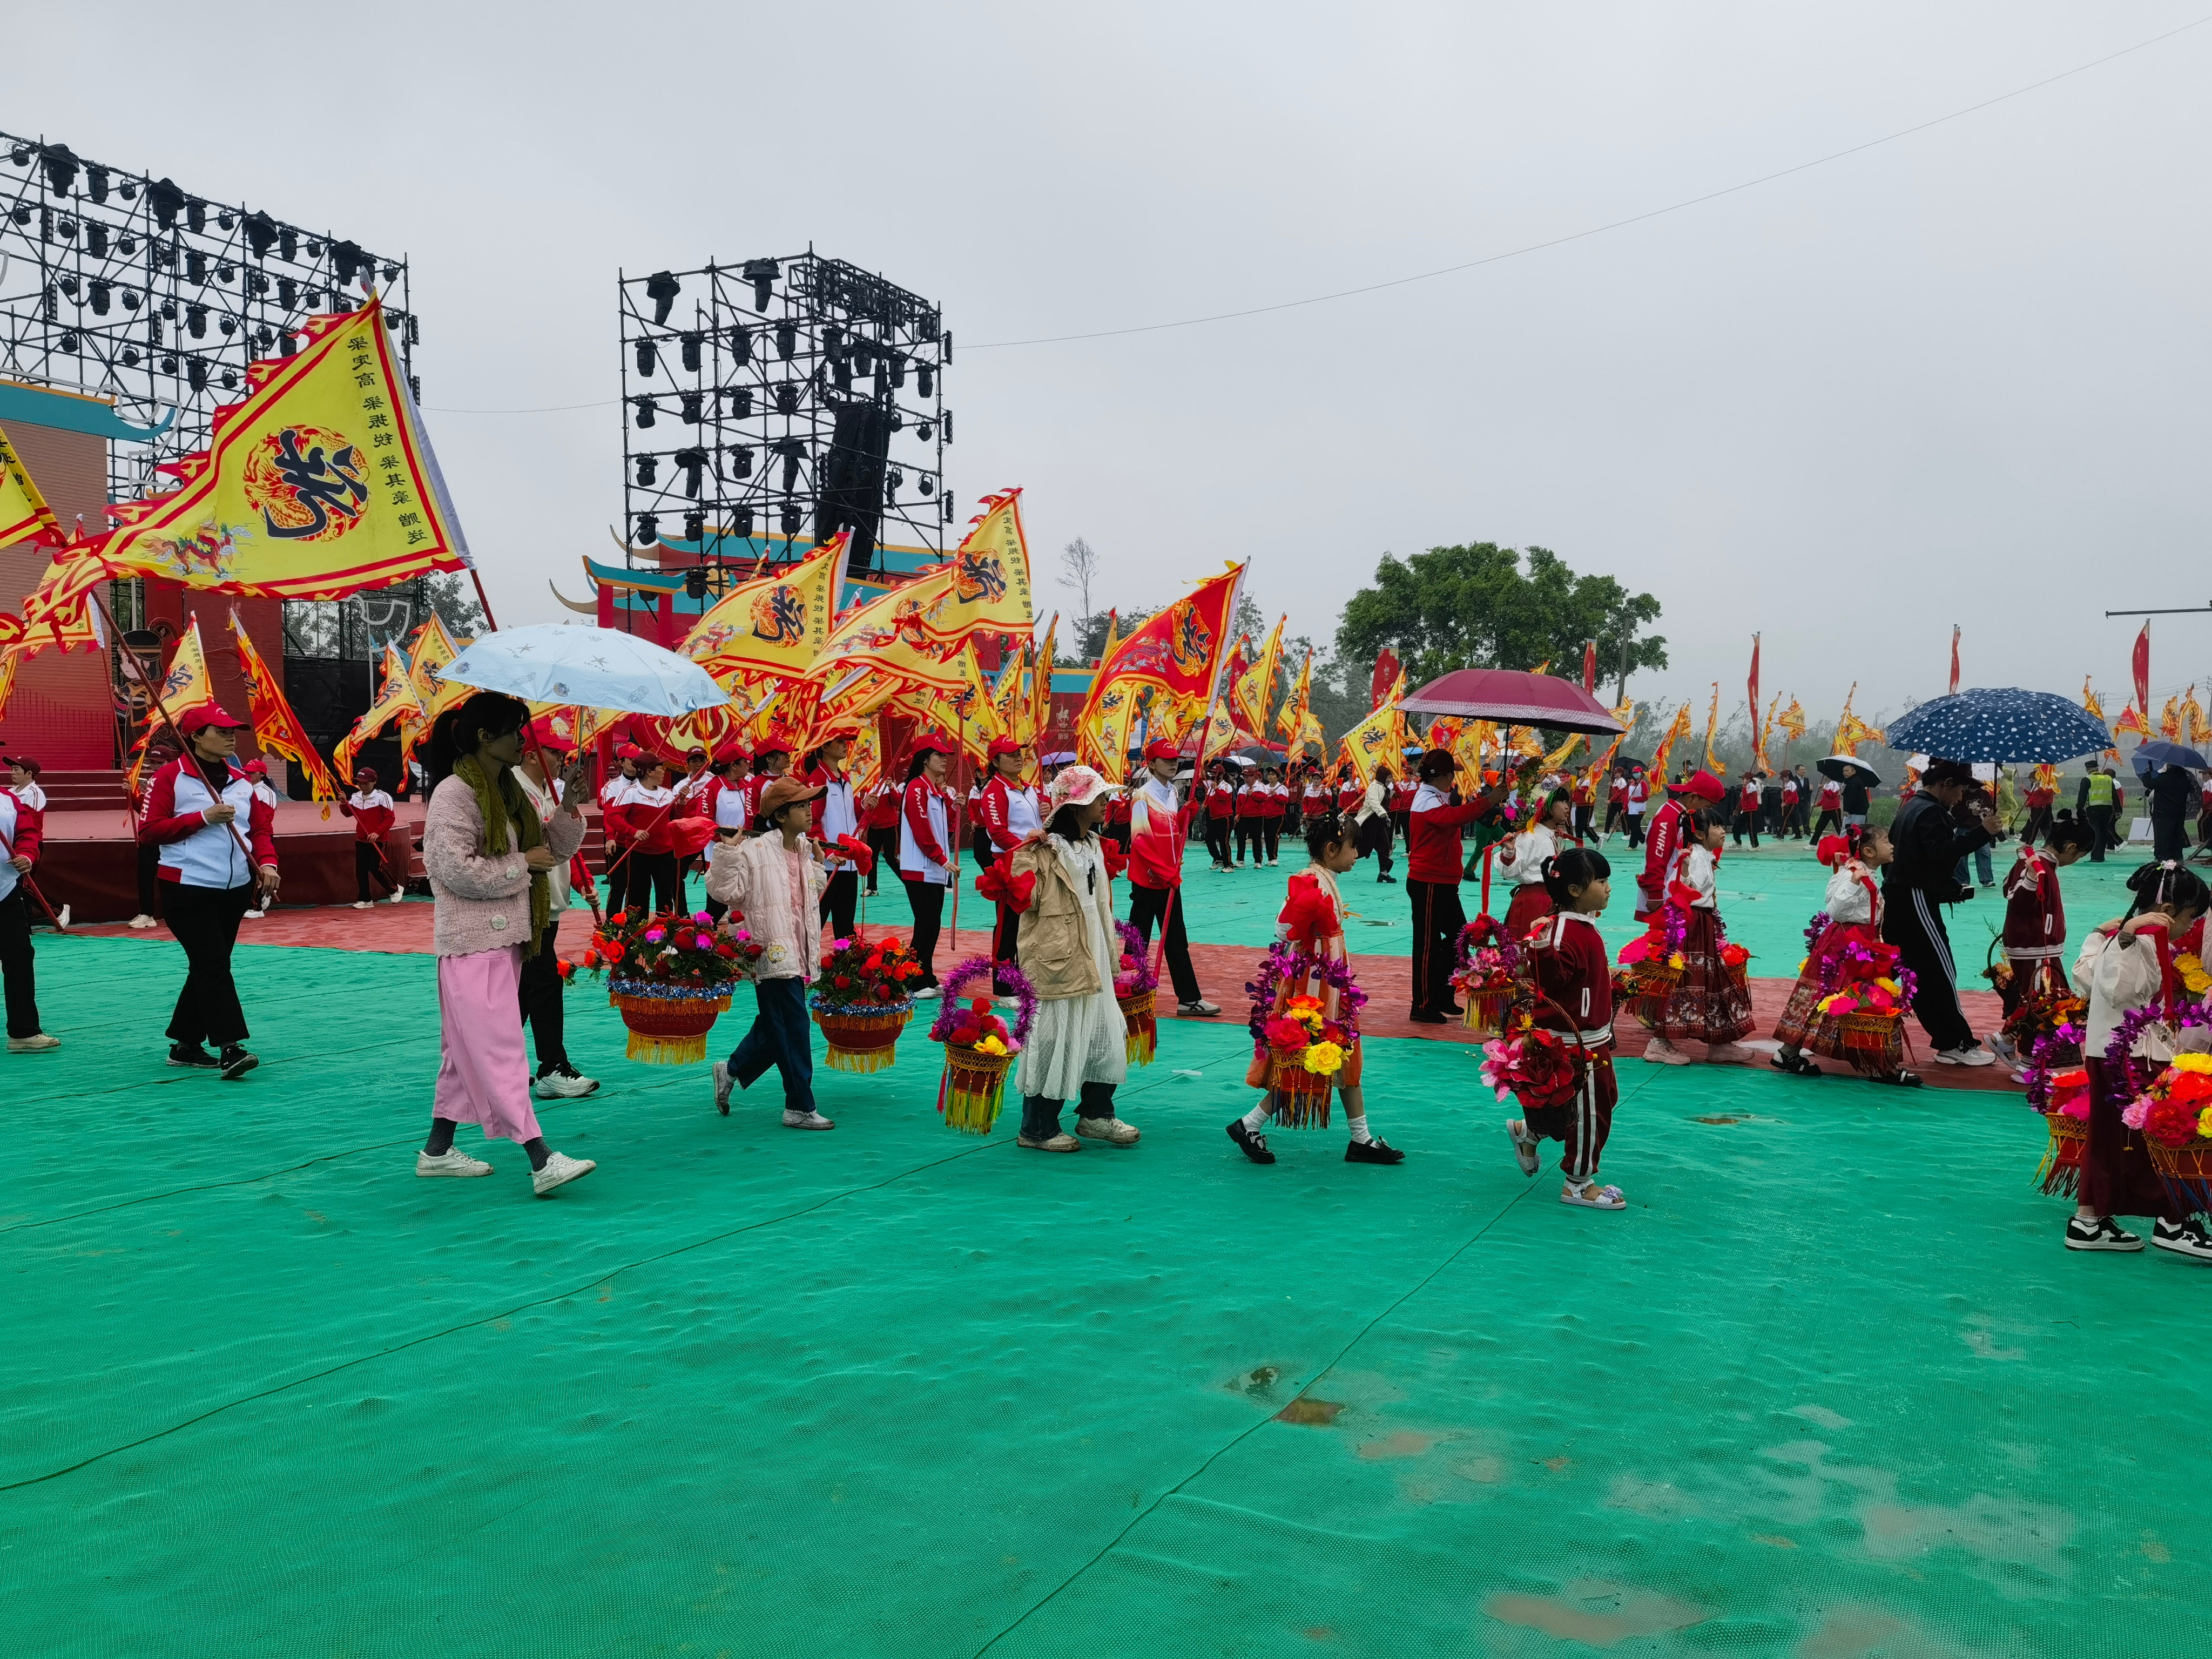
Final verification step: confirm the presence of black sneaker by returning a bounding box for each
[2152,1218,2212,1261]
[218,1044,260,1081]
[1376,874,1397,884]
[1226,1120,1275,1164]
[167,1042,221,1070]
[2065,1215,2143,1252]
[1408,1009,1449,1025]
[1346,1137,1406,1165]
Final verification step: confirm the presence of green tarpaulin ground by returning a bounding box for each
[4,917,2204,1656]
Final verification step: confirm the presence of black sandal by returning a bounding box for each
[1770,1053,1822,1077]
[1874,1069,1924,1088]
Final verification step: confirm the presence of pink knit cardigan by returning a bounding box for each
[423,773,585,957]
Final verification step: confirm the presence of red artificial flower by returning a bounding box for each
[2144,1095,2204,1150]
[606,911,628,927]
[603,942,626,963]
[556,959,577,981]
[583,950,601,969]
[2164,1071,2212,1105]
[969,996,992,1013]
[717,942,738,959]
[834,974,853,989]
[950,1022,982,1046]
[1263,1016,1308,1053]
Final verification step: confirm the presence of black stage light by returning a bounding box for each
[7,146,28,166]
[218,316,235,336]
[88,281,111,315]
[635,339,656,377]
[41,144,78,197]
[680,393,702,424]
[918,475,933,496]
[58,215,77,241]
[888,353,906,389]
[189,358,209,389]
[186,304,208,338]
[736,507,756,539]
[740,258,779,312]
[220,369,239,388]
[684,562,709,597]
[159,300,177,320]
[280,227,297,261]
[247,271,268,296]
[307,239,322,257]
[217,261,235,283]
[780,504,802,534]
[187,199,207,232]
[680,330,702,372]
[306,287,325,312]
[635,513,659,545]
[119,233,136,254]
[58,275,79,298]
[775,382,798,416]
[254,326,272,346]
[121,347,140,367]
[635,455,657,486]
[119,181,137,201]
[122,289,141,312]
[730,325,752,364]
[244,211,278,257]
[731,387,752,419]
[381,264,400,284]
[8,206,28,226]
[852,343,872,376]
[59,331,78,353]
[332,241,364,290]
[279,333,296,358]
[186,249,206,282]
[941,331,952,361]
[729,444,753,478]
[832,360,852,391]
[885,468,902,502]
[916,365,934,399]
[385,313,401,331]
[824,324,845,356]
[633,396,658,428]
[888,408,902,433]
[674,448,707,497]
[774,321,795,360]
[86,221,108,257]
[943,411,953,443]
[218,211,235,231]
[684,513,706,545]
[646,270,680,325]
[278,276,296,309]
[159,353,177,373]
[774,439,806,490]
[942,494,955,522]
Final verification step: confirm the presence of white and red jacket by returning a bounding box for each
[1738,781,1760,815]
[1406,782,1494,885]
[139,756,278,889]
[900,775,955,883]
[1335,778,1363,815]
[2002,846,2066,960]
[1817,780,1842,814]
[808,764,861,865]
[1130,772,1193,889]
[705,773,751,833]
[0,787,43,906]
[1299,781,1330,818]
[1608,778,1628,808]
[1204,775,1239,821]
[1635,796,1688,918]
[1626,778,1648,816]
[341,788,395,843]
[979,773,1042,859]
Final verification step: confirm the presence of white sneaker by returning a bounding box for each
[1075,1116,1140,1145]
[2152,1218,2212,1260]
[713,1059,734,1114]
[532,1150,596,1195]
[127,913,157,930]
[783,1108,835,1130]
[914,986,940,1001]
[1643,1038,1692,1065]
[416,1148,493,1178]
[240,909,263,920]
[55,905,69,929]
[353,901,374,910]
[531,1063,599,1100]
[1706,1042,1756,1065]
[388,891,407,903]
[8,1033,61,1053]
[1936,1045,1995,1068]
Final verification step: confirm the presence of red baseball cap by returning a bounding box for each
[987,737,1026,759]
[910,732,956,758]
[1142,737,1181,761]
[1677,770,1727,804]
[242,759,269,777]
[177,703,247,734]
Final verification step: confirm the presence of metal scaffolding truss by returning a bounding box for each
[0,128,415,502]
[617,251,949,577]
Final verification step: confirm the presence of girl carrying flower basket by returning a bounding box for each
[1228,814,1402,1166]
[1623,812,1755,1065]
[1988,814,2094,1068]
[1770,826,1920,1087]
[2065,861,2212,1259]
[1495,847,1625,1209]
[1001,765,1141,1152]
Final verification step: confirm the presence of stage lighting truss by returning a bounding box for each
[0,128,416,503]
[617,251,949,584]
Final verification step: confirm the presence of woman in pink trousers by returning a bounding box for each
[414,691,597,1197]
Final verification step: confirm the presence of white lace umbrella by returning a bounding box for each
[440,624,727,716]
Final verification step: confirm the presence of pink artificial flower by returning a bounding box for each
[693,911,714,926]
[644,928,667,944]
[2121,1098,2151,1130]
[693,934,716,951]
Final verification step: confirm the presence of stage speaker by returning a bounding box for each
[813,400,893,575]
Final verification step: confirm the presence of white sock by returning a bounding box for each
[1240,1104,1272,1133]
[1346,1114,1374,1145]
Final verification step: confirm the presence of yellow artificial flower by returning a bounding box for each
[1296,1008,1326,1032]
[1796,957,1809,974]
[975,1034,1008,1057]
[1667,953,1686,970]
[1875,977,1901,995]
[2170,1054,2212,1075]
[1302,1041,1346,1075]
[2200,1104,2212,1141]
[2178,954,2212,995]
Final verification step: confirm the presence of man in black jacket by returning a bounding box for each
[1883,758,2001,1064]
[2144,761,2195,864]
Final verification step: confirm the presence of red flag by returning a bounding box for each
[1948,625,1961,696]
[1582,639,1598,693]
[2133,623,2152,720]
[1747,634,1761,751]
[1370,648,1400,712]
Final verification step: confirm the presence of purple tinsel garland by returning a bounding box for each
[928,955,1038,1050]
[1453,914,1521,976]
[1245,940,1368,1057]
[1114,919,1159,995]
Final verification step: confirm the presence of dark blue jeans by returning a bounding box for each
[1020,1080,1118,1141]
[727,976,815,1114]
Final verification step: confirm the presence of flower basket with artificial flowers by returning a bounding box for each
[1452,914,1523,1038]
[2124,1051,2212,1211]
[928,956,1037,1134]
[1718,940,1752,994]
[1114,920,1160,1065]
[2002,987,2088,1070]
[1615,911,1686,1017]
[1244,939,1365,1129]
[2033,1067,2092,1197]
[808,933,922,1073]
[1478,1012,1583,1113]
[582,908,760,1065]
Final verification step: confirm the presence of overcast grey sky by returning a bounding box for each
[6,2,2208,727]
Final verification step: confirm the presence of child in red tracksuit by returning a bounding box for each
[1505,846,1624,1209]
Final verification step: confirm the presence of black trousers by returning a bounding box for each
[1236,817,1259,863]
[1626,813,1645,848]
[1358,813,1394,876]
[820,869,858,941]
[1407,878,1466,1014]
[163,880,254,1047]
[1573,804,1594,842]
[993,899,1021,984]
[1262,817,1282,862]
[1731,807,1759,847]
[1204,815,1233,867]
[902,875,945,986]
[0,888,42,1039]
[2086,805,2115,860]
[136,841,161,916]
[1811,808,1841,839]
[1602,804,1625,837]
[604,839,631,914]
[354,840,392,902]
[518,920,568,1070]
[2154,810,2187,865]
[865,826,898,894]
[1021,1079,1117,1141]
[1881,885,1973,1053]
[1128,882,1201,1004]
[629,851,682,916]
[2022,806,2053,847]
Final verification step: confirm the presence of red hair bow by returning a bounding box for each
[1279,873,1340,947]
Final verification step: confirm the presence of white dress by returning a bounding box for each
[1016,836,1130,1102]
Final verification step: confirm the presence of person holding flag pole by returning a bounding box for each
[1128,737,1220,1016]
[0,777,59,1052]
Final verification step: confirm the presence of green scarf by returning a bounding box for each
[455,754,550,943]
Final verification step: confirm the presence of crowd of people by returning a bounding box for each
[2,699,2207,1261]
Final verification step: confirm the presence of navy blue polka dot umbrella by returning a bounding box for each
[1881,687,2112,764]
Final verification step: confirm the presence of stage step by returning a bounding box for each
[16,769,131,812]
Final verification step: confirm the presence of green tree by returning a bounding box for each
[1336,543,1667,699]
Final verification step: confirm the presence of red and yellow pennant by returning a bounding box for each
[0,424,64,551]
[232,608,343,809]
[1075,561,1245,781]
[334,640,421,784]
[912,488,1035,648]
[678,533,844,684]
[48,296,468,615]
[1234,614,1285,741]
[808,565,972,699]
[1335,671,1407,786]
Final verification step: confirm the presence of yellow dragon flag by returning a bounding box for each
[1275,647,1325,760]
[2160,694,2183,741]
[678,533,844,684]
[0,424,64,551]
[1028,615,1057,747]
[72,297,469,604]
[1096,608,1120,665]
[1649,703,1695,780]
[334,640,422,783]
[1198,695,1244,771]
[231,608,343,809]
[149,618,217,719]
[398,613,469,775]
[2186,686,2211,748]
[913,488,1035,648]
[1777,696,1805,743]
[1541,731,1586,773]
[808,564,972,699]
[1076,562,1246,779]
[1701,681,1728,778]
[845,714,885,794]
[1233,614,1285,740]
[1,552,106,655]
[1336,671,1407,785]
[992,639,1031,739]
